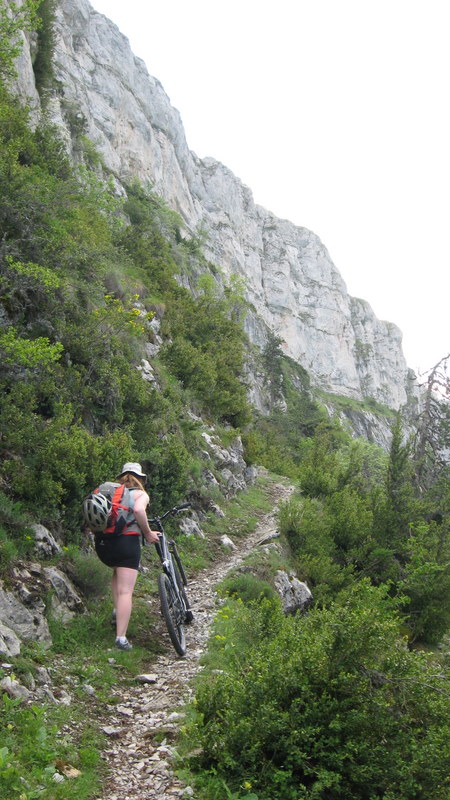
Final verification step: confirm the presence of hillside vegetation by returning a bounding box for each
[0,5,449,800]
[180,421,450,799]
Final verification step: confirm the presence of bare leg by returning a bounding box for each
[112,567,138,638]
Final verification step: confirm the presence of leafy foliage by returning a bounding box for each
[261,331,284,401]
[160,280,251,426]
[0,75,253,537]
[0,0,40,79]
[279,412,450,642]
[413,353,450,489]
[218,573,276,605]
[185,583,450,800]
[33,0,57,95]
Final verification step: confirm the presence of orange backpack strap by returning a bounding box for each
[112,483,129,510]
[103,484,131,535]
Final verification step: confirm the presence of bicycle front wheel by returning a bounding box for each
[173,561,193,624]
[158,572,186,657]
[172,543,188,586]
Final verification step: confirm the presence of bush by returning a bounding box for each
[297,552,355,605]
[0,492,35,569]
[327,485,373,564]
[400,560,450,644]
[279,496,333,559]
[219,573,275,605]
[186,582,450,800]
[0,525,18,567]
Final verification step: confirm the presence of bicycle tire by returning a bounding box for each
[158,572,186,657]
[172,543,188,586]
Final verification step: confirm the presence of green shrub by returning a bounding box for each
[398,522,450,644]
[279,496,333,559]
[0,525,18,567]
[327,484,373,564]
[186,582,450,800]
[33,0,57,96]
[297,552,355,605]
[400,560,450,644]
[0,492,35,569]
[219,573,275,605]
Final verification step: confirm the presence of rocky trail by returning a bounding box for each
[99,480,294,800]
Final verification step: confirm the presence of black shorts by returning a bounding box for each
[95,533,141,570]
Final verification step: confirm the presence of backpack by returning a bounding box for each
[82,482,136,536]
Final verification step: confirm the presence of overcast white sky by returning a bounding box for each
[91,0,449,376]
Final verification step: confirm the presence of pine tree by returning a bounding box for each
[414,353,450,491]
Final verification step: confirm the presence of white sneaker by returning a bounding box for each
[115,637,132,651]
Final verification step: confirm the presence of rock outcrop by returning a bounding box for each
[274,570,313,615]
[0,557,85,657]
[13,0,416,410]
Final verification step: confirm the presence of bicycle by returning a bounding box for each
[147,502,193,657]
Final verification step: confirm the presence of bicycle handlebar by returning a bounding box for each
[148,501,191,526]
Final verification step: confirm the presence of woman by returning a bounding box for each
[94,462,159,650]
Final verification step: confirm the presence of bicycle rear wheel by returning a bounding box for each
[158,572,186,656]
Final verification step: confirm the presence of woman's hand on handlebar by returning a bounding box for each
[145,530,160,544]
[134,505,159,543]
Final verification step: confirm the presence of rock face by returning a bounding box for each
[0,577,52,655]
[14,0,415,409]
[0,560,86,657]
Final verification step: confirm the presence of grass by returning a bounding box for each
[200,480,274,543]
[316,388,396,418]
[0,664,107,800]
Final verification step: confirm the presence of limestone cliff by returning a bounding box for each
[14,0,416,410]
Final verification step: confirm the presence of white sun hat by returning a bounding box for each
[116,462,147,481]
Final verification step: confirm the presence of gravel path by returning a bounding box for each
[99,480,293,800]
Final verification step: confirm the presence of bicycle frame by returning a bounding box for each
[149,504,189,582]
[147,503,192,656]
[155,526,181,587]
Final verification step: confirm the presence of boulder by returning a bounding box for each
[201,469,219,486]
[0,580,52,651]
[220,535,237,551]
[0,621,21,658]
[220,468,246,496]
[0,562,86,652]
[244,465,258,484]
[43,566,86,622]
[137,358,156,383]
[178,518,205,538]
[274,571,313,615]
[201,432,247,474]
[210,503,225,518]
[0,675,31,702]
[31,524,62,558]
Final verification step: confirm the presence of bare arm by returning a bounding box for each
[134,492,159,543]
